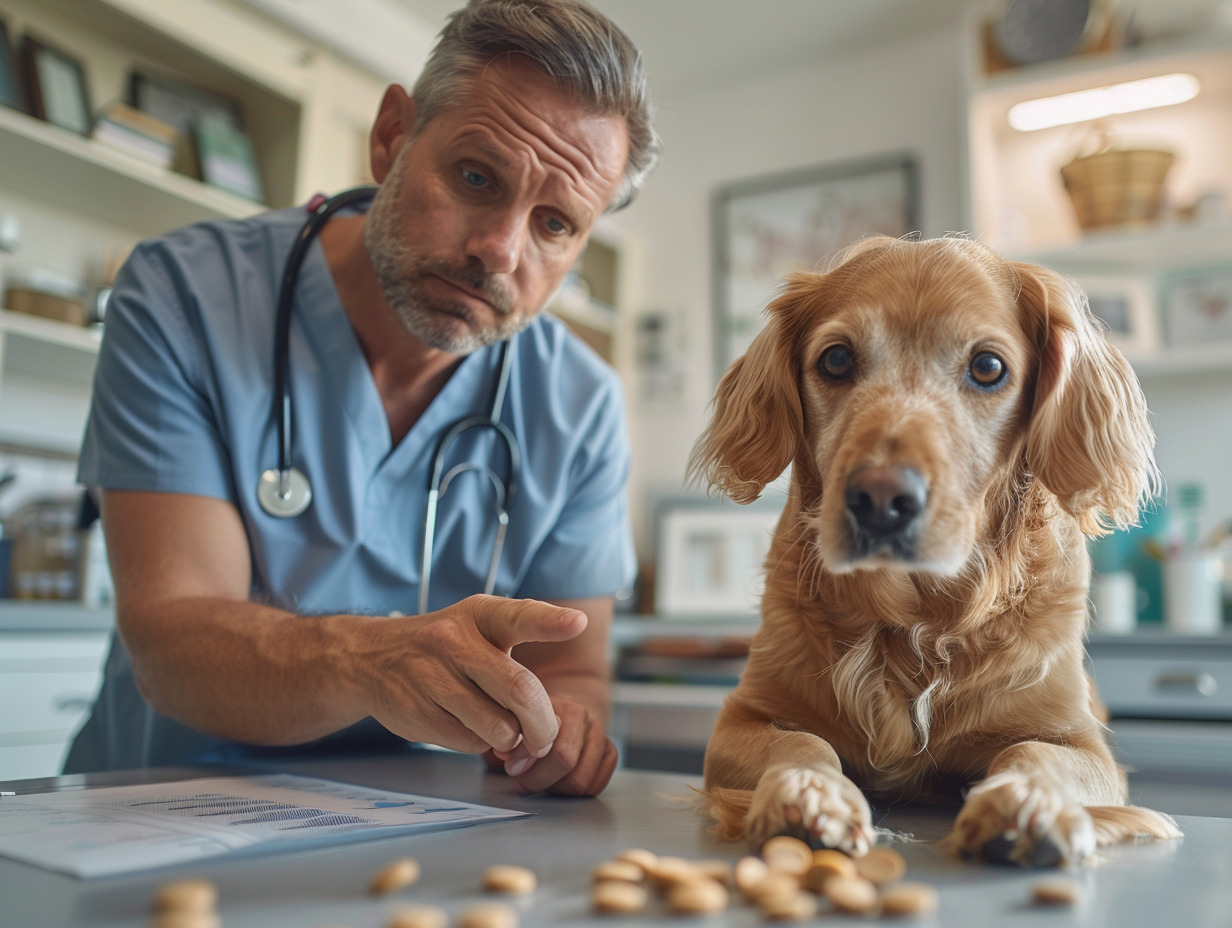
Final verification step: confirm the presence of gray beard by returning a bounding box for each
[363,172,529,355]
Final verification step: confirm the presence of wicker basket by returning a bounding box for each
[1060,147,1174,231]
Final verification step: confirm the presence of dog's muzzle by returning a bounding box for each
[843,465,929,560]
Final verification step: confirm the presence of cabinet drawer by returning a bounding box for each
[1092,656,1232,720]
[0,670,101,735]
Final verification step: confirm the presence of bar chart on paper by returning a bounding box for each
[0,774,528,878]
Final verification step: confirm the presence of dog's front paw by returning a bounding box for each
[746,765,875,855]
[948,771,1095,867]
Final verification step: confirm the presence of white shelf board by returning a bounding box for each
[0,312,102,355]
[1129,344,1232,378]
[0,106,262,236]
[1018,222,1232,273]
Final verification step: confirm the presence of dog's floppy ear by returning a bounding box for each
[1019,263,1160,535]
[687,274,815,504]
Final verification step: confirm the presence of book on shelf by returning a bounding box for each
[90,101,181,169]
[615,635,750,686]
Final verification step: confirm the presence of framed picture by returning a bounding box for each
[655,497,781,619]
[712,152,919,378]
[1072,274,1159,358]
[128,69,242,133]
[0,18,25,113]
[20,34,90,135]
[1163,268,1232,347]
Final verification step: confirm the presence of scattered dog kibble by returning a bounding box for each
[879,881,940,917]
[482,864,537,895]
[649,856,702,891]
[694,858,733,886]
[761,835,813,875]
[151,879,218,914]
[591,880,649,914]
[615,848,659,875]
[1032,877,1083,906]
[666,877,729,914]
[591,860,645,884]
[458,902,519,928]
[369,858,421,896]
[760,890,819,921]
[803,849,856,892]
[824,874,879,914]
[854,846,907,885]
[387,904,449,928]
[733,855,770,897]
[747,871,802,906]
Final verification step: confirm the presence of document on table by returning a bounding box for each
[0,773,529,879]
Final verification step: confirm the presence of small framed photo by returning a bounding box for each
[1073,275,1159,359]
[1163,268,1232,347]
[655,497,781,619]
[0,18,25,113]
[128,69,242,133]
[20,34,91,135]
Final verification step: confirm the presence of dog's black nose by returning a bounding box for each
[844,466,928,550]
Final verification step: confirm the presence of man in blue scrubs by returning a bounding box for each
[65,0,660,797]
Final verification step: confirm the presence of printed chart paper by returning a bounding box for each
[0,774,528,878]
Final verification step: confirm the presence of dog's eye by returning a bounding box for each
[818,345,855,379]
[968,351,1007,389]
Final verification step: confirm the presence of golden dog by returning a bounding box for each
[689,235,1180,866]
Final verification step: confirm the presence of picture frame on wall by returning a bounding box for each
[712,152,919,379]
[1163,267,1232,347]
[128,69,242,134]
[1072,274,1159,359]
[20,34,91,135]
[654,497,781,619]
[0,18,26,113]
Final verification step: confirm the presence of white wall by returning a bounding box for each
[616,26,968,556]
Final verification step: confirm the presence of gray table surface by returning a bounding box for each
[1,751,1230,928]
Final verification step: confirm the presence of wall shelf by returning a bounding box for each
[0,106,261,237]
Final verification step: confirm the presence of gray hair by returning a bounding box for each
[411,0,660,211]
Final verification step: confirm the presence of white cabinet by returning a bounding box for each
[0,628,111,781]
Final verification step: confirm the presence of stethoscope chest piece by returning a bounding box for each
[257,466,313,518]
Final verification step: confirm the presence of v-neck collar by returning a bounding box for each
[292,236,500,478]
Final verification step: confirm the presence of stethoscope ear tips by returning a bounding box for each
[257,466,313,518]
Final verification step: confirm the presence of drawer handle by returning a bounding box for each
[1153,672,1217,697]
[53,695,94,714]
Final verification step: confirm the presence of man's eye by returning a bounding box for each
[544,216,568,234]
[462,169,488,188]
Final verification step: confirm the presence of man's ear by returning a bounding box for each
[369,85,417,183]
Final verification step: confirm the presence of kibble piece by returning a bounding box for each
[388,904,449,928]
[458,902,519,928]
[592,860,645,884]
[148,914,222,928]
[667,878,729,914]
[760,890,819,921]
[824,875,879,914]
[615,847,659,875]
[746,871,802,906]
[482,864,537,895]
[761,835,813,875]
[879,882,939,917]
[650,856,701,891]
[152,879,218,913]
[803,849,856,892]
[695,858,733,886]
[854,846,906,885]
[1032,878,1083,906]
[592,880,649,914]
[370,858,422,896]
[733,855,770,897]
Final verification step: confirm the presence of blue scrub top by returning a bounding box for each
[67,203,636,772]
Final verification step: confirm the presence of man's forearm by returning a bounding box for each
[121,596,372,746]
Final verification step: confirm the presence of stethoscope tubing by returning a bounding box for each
[260,186,520,614]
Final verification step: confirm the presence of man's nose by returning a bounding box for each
[467,211,525,275]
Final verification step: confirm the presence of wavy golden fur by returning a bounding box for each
[688,235,1179,865]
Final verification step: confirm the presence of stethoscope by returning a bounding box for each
[256,186,520,614]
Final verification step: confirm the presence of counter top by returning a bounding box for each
[1,751,1229,927]
[0,601,114,632]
